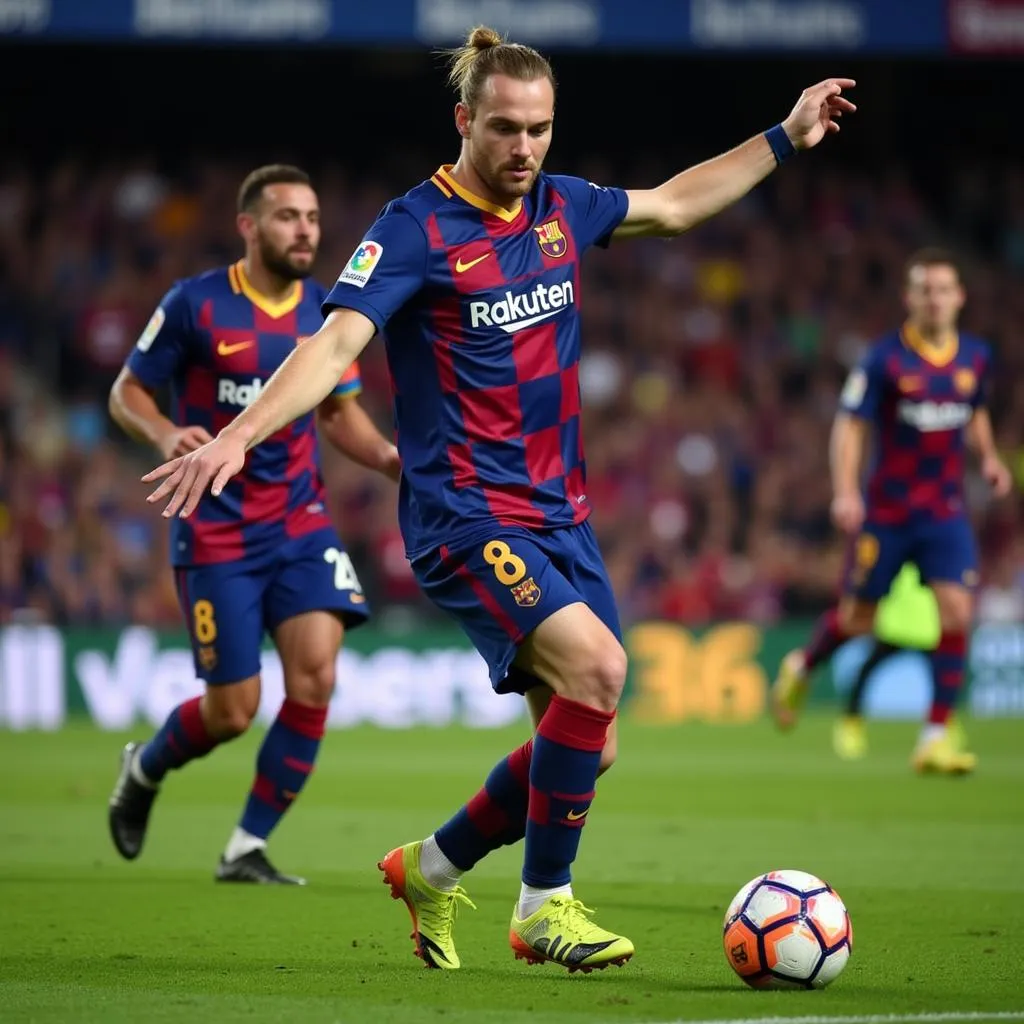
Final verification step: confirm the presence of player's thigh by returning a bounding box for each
[514,602,626,711]
[915,517,979,591]
[558,521,624,643]
[413,530,586,696]
[175,564,264,687]
[525,685,619,773]
[841,524,910,607]
[264,528,371,634]
[264,529,366,702]
[915,518,978,632]
[513,521,627,710]
[174,564,263,732]
[272,611,344,705]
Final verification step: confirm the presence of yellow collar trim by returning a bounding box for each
[901,323,958,367]
[434,165,522,223]
[231,260,302,319]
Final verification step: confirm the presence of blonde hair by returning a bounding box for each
[445,25,555,112]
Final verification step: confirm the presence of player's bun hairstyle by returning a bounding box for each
[237,164,311,213]
[905,246,963,284]
[445,24,555,112]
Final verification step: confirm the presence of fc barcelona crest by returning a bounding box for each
[511,576,542,607]
[953,368,976,396]
[534,219,567,258]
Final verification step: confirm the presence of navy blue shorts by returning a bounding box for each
[843,515,979,602]
[412,521,622,694]
[174,527,370,684]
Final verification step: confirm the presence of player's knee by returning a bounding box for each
[838,600,875,636]
[202,683,260,739]
[285,660,337,707]
[936,591,973,634]
[204,702,256,740]
[565,638,627,713]
[597,731,617,776]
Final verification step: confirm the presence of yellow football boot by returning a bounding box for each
[509,895,634,973]
[770,649,810,730]
[912,732,977,776]
[378,841,475,969]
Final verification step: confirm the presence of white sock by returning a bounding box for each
[919,723,947,747]
[223,827,266,864]
[129,748,158,790]
[517,882,573,920]
[417,834,464,891]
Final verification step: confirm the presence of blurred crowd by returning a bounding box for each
[1,154,1022,631]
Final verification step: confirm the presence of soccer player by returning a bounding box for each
[141,28,854,966]
[772,249,1012,775]
[832,563,938,760]
[107,165,400,884]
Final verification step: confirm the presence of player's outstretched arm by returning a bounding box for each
[967,408,1013,497]
[109,368,213,460]
[615,78,856,239]
[829,412,868,535]
[318,396,401,483]
[143,308,377,518]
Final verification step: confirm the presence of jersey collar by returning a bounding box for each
[229,260,302,319]
[900,322,959,367]
[431,165,524,224]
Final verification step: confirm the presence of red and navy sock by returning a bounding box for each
[434,738,532,870]
[138,696,218,783]
[928,631,967,726]
[803,608,850,671]
[239,699,327,840]
[523,695,614,888]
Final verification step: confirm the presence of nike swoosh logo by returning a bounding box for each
[217,340,254,356]
[566,808,589,822]
[455,252,492,273]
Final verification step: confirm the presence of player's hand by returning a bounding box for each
[142,432,248,519]
[831,492,865,535]
[781,79,857,151]
[982,454,1013,498]
[157,425,214,462]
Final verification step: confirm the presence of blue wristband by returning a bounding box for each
[765,124,797,165]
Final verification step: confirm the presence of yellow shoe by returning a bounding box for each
[771,649,809,730]
[947,714,968,751]
[833,715,868,760]
[378,842,475,969]
[509,895,634,973]
[912,733,977,776]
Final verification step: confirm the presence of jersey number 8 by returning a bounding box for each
[483,540,527,586]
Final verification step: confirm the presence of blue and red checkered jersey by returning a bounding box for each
[839,325,991,524]
[322,165,629,558]
[126,260,362,566]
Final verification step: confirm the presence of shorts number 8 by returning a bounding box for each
[482,540,527,586]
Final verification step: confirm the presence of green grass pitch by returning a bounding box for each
[1,716,1022,1023]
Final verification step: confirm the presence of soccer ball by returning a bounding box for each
[722,869,853,989]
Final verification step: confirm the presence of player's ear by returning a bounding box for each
[455,102,471,138]
[236,211,255,242]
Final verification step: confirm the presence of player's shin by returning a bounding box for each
[229,698,327,859]
[519,696,613,919]
[925,631,968,733]
[804,608,851,670]
[427,738,533,888]
[138,696,220,784]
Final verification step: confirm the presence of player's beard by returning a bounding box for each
[480,155,540,202]
[259,237,315,281]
